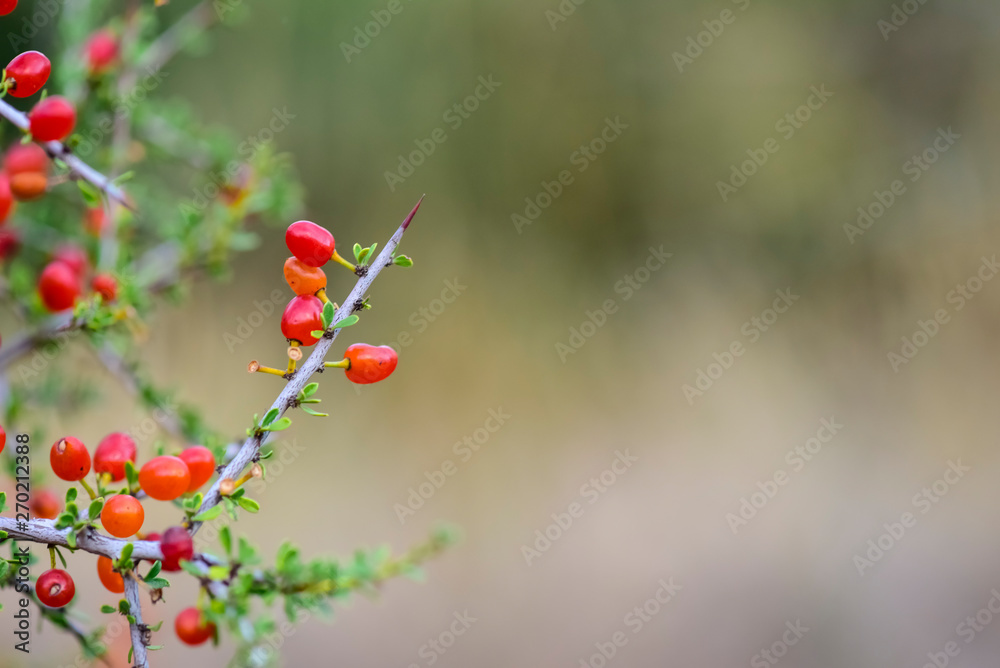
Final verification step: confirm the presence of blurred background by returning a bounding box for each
[4,0,1000,665]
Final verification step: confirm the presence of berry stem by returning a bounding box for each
[324,358,350,369]
[248,361,286,377]
[316,289,330,304]
[48,545,56,569]
[331,249,356,272]
[286,343,300,374]
[78,478,97,501]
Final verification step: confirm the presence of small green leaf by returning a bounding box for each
[66,531,77,549]
[333,315,359,329]
[262,408,279,427]
[88,498,104,522]
[144,577,170,590]
[208,565,229,580]
[101,605,116,614]
[352,243,363,263]
[0,561,9,579]
[262,417,291,432]
[119,599,131,615]
[77,180,101,206]
[118,543,134,567]
[310,330,326,338]
[192,506,223,522]
[302,382,319,398]
[145,561,162,581]
[301,406,329,417]
[393,255,414,267]
[53,547,68,569]
[219,527,232,556]
[322,301,335,328]
[125,461,139,490]
[65,487,78,504]
[236,497,260,513]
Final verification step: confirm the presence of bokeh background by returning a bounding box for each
[4,0,1000,666]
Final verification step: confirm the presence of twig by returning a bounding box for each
[191,197,423,531]
[0,99,132,210]
[123,573,149,668]
[0,518,162,560]
[0,313,77,370]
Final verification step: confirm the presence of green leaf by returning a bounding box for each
[88,498,104,522]
[77,180,101,206]
[118,543,134,567]
[54,512,75,530]
[219,527,232,556]
[261,408,279,427]
[262,417,291,432]
[352,243,363,263]
[302,382,319,398]
[100,605,116,614]
[322,302,335,328]
[357,247,370,264]
[393,255,414,267]
[238,537,258,564]
[0,561,9,579]
[208,565,229,580]
[192,506,223,522]
[53,547,68,569]
[125,461,139,491]
[65,487,78,504]
[310,330,326,339]
[333,315,359,329]
[119,599,130,615]
[144,577,170,590]
[145,561,162,581]
[66,531,77,549]
[301,406,329,417]
[236,497,260,513]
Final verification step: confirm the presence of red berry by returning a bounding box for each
[50,436,91,481]
[0,229,19,261]
[96,556,124,594]
[91,273,117,302]
[179,446,215,492]
[139,456,191,501]
[53,245,89,277]
[29,489,60,519]
[84,30,118,74]
[144,532,161,542]
[36,569,75,608]
[38,261,82,312]
[343,344,398,384]
[280,295,324,346]
[4,143,49,175]
[84,207,105,235]
[29,95,76,142]
[0,172,13,224]
[93,432,136,481]
[101,494,144,538]
[285,221,334,267]
[175,607,215,645]
[0,0,17,17]
[4,51,51,98]
[159,526,193,571]
[0,424,5,454]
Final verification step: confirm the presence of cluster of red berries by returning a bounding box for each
[267,220,398,384]
[34,242,119,311]
[28,432,213,627]
[2,51,76,141]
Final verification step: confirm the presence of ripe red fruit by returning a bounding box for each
[179,446,215,492]
[84,30,118,74]
[101,494,144,538]
[285,221,334,267]
[29,489,60,519]
[96,556,124,594]
[159,526,194,571]
[38,261,82,312]
[0,0,17,17]
[36,569,75,608]
[175,607,215,645]
[280,295,324,346]
[4,51,51,98]
[4,143,49,175]
[283,256,327,296]
[53,245,89,277]
[50,436,91,481]
[344,344,398,384]
[0,172,13,224]
[91,273,117,302]
[0,229,19,261]
[0,424,5,454]
[29,95,76,142]
[93,432,136,481]
[139,456,191,501]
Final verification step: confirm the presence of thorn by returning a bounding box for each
[401,194,425,230]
